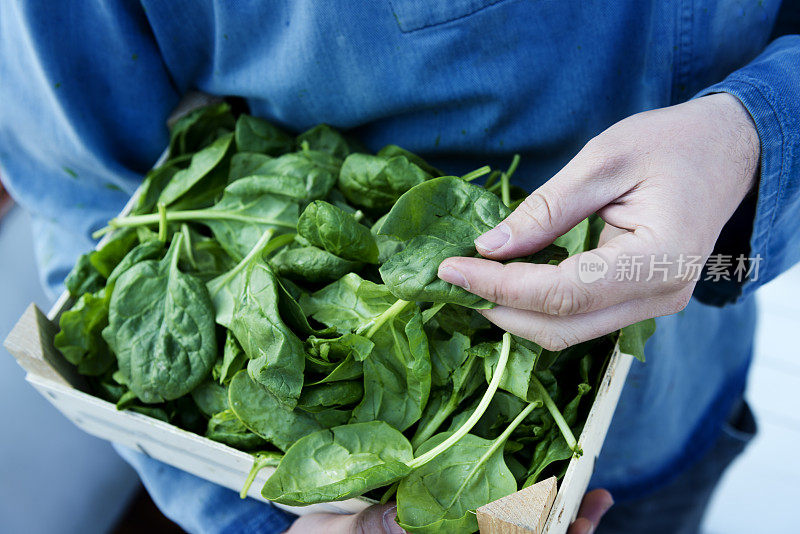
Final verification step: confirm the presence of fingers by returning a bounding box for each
[596,222,624,247]
[440,229,691,317]
[285,504,406,534]
[567,489,614,534]
[476,145,632,260]
[479,298,658,351]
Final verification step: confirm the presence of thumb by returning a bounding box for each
[349,504,406,534]
[287,504,406,534]
[475,154,620,260]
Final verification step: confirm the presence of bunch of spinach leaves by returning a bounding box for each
[56,103,655,534]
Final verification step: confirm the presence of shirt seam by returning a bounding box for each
[720,75,789,296]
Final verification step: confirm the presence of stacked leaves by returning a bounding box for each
[55,103,654,534]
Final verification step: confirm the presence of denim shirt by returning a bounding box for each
[1,1,798,531]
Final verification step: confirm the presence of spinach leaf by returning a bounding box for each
[477,336,543,401]
[199,177,299,260]
[377,144,443,177]
[207,230,293,328]
[105,234,217,403]
[261,421,414,505]
[298,381,363,413]
[305,333,374,364]
[523,382,591,487]
[134,161,184,215]
[338,153,431,212]
[618,318,656,362]
[206,409,267,450]
[64,254,104,298]
[351,307,431,432]
[413,372,485,449]
[271,245,362,284]
[213,330,249,385]
[229,151,340,203]
[190,381,229,417]
[378,176,509,308]
[54,289,114,376]
[234,115,294,155]
[229,152,273,182]
[89,229,139,278]
[297,201,379,263]
[106,239,165,285]
[308,354,364,385]
[296,124,353,159]
[159,133,235,208]
[425,304,491,338]
[276,277,337,338]
[300,273,396,332]
[371,214,404,264]
[228,371,346,452]
[169,102,235,157]
[230,260,306,408]
[396,432,517,533]
[429,332,472,389]
[553,217,590,256]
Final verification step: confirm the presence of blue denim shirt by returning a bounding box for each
[1,1,798,531]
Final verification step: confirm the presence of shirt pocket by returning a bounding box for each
[387,0,509,32]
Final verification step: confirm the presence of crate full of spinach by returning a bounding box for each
[54,103,653,534]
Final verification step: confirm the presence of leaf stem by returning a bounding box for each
[484,170,501,189]
[239,453,282,499]
[494,401,538,448]
[500,154,520,208]
[421,302,446,324]
[379,481,399,504]
[500,172,511,208]
[99,209,297,237]
[408,332,512,469]
[461,166,491,182]
[207,228,276,298]
[180,224,196,268]
[168,232,184,272]
[359,299,413,339]
[506,154,521,181]
[530,374,579,453]
[411,394,459,449]
[157,203,168,242]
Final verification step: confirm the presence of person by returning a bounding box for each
[1,2,797,533]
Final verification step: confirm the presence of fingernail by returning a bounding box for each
[475,223,510,252]
[438,265,469,290]
[382,506,405,534]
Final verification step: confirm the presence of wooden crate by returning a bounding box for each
[4,302,631,532]
[2,159,633,532]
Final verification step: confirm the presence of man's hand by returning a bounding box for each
[439,93,760,349]
[284,504,406,534]
[567,489,614,534]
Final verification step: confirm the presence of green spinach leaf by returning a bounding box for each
[234,115,294,155]
[261,421,413,505]
[378,176,509,307]
[297,201,378,263]
[338,153,431,212]
[105,234,217,403]
[228,371,346,452]
[54,289,114,376]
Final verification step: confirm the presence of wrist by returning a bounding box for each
[701,92,761,195]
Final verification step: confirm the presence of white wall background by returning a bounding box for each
[0,208,140,534]
[702,263,800,533]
